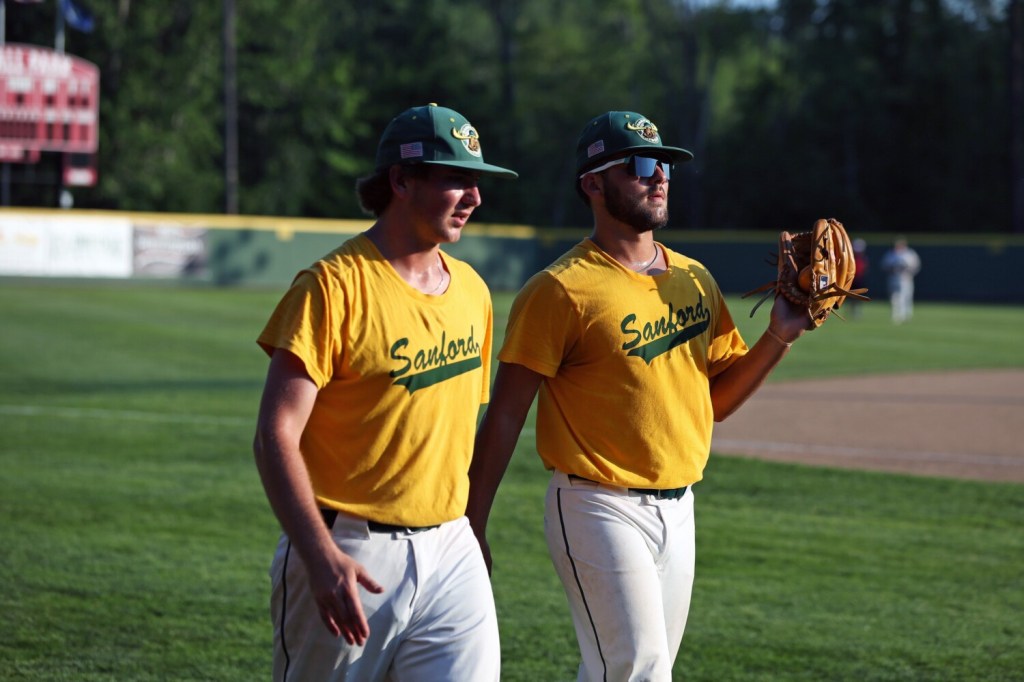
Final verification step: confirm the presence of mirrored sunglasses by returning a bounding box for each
[579,155,672,180]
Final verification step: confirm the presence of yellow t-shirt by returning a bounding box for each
[499,239,746,488]
[258,234,493,526]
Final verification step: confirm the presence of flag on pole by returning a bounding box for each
[60,0,95,33]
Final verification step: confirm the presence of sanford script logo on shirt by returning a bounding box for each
[619,295,711,364]
[388,326,482,393]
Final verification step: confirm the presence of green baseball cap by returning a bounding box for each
[375,103,518,179]
[576,111,693,175]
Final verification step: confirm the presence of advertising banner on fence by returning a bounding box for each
[133,223,207,277]
[0,214,132,277]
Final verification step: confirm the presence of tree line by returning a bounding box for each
[4,0,1022,233]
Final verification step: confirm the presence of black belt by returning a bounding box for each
[568,474,689,500]
[320,508,439,534]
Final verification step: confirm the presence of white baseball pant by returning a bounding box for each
[545,470,696,682]
[270,513,500,681]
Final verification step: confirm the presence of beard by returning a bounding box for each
[604,181,669,234]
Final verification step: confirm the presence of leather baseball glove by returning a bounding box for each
[744,218,870,327]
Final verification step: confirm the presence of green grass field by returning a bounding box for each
[1,280,1022,681]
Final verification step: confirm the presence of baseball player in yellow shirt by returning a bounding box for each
[467,111,812,681]
[253,104,516,681]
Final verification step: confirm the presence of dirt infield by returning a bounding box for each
[711,369,1024,484]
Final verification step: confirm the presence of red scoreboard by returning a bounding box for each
[0,43,99,165]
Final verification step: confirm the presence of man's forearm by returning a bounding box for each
[254,435,335,565]
[709,330,790,421]
[466,408,525,531]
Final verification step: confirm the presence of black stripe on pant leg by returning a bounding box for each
[279,541,292,681]
[557,487,608,682]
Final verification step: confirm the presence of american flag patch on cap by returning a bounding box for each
[400,142,424,159]
[587,140,605,158]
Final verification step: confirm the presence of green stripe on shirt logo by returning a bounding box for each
[626,319,710,364]
[393,356,482,393]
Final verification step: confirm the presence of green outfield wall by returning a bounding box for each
[1,208,1022,303]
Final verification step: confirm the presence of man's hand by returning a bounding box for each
[307,546,385,645]
[768,288,817,343]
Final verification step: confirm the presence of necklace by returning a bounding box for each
[425,259,446,294]
[631,245,659,272]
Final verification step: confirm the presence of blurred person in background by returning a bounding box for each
[881,237,922,324]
